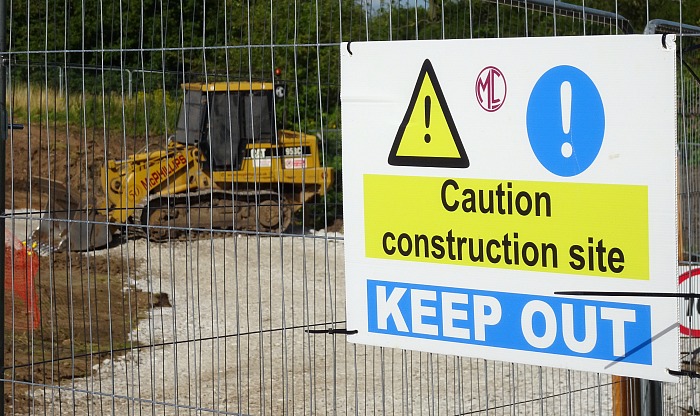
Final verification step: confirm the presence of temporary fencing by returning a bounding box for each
[0,0,698,415]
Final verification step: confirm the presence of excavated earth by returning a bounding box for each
[3,124,157,412]
[2,124,343,413]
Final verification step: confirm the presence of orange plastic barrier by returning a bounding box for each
[4,231,40,330]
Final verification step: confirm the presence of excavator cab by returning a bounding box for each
[174,82,278,171]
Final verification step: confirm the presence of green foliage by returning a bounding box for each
[10,85,180,137]
[7,0,700,225]
[301,128,343,230]
[123,89,180,136]
[8,0,369,132]
[10,0,699,128]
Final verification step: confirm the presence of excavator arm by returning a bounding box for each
[29,177,113,251]
[101,143,205,224]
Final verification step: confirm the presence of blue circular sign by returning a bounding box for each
[526,66,605,177]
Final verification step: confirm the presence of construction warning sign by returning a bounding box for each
[365,176,648,279]
[388,59,469,168]
[341,35,679,382]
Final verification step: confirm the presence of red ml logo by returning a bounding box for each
[475,66,507,112]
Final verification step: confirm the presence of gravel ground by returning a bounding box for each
[1,230,627,416]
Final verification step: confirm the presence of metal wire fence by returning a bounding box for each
[0,0,697,415]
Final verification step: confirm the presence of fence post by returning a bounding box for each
[613,376,640,416]
[640,379,662,416]
[0,0,7,412]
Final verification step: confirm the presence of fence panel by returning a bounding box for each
[1,0,697,415]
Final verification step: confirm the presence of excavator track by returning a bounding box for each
[129,190,293,242]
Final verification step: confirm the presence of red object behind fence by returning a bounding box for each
[4,230,40,330]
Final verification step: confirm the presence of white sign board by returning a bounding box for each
[341,35,679,382]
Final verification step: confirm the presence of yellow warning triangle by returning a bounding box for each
[389,59,469,168]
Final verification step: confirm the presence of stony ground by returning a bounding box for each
[3,123,162,413]
[1,123,350,414]
[0,122,644,415]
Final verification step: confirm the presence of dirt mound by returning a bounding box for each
[4,250,153,412]
[5,123,151,210]
[1,123,162,411]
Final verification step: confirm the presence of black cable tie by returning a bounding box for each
[685,44,700,54]
[682,345,700,360]
[347,41,353,56]
[681,59,700,85]
[668,368,700,379]
[554,290,700,299]
[307,328,358,335]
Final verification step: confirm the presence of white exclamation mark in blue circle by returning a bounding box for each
[560,81,572,158]
[526,65,605,177]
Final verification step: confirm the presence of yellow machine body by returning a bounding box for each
[32,81,334,251]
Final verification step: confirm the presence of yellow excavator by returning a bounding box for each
[31,81,333,251]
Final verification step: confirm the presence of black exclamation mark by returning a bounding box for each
[424,96,431,143]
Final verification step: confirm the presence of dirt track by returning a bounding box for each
[2,123,345,414]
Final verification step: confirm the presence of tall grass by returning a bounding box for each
[7,85,180,137]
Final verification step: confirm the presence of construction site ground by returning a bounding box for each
[2,124,344,413]
[2,124,157,412]
[0,121,694,415]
